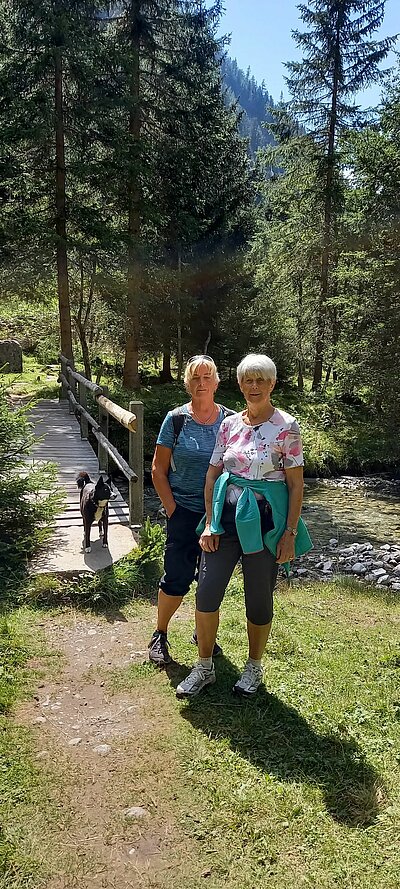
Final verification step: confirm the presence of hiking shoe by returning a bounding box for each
[176,663,216,698]
[233,662,263,696]
[148,630,172,667]
[191,631,223,657]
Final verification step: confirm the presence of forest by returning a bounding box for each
[1,0,399,470]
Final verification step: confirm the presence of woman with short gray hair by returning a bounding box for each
[177,353,312,698]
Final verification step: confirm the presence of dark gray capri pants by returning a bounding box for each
[196,519,279,626]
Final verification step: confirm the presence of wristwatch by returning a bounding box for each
[286,525,298,537]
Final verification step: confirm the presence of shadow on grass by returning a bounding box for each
[172,655,383,829]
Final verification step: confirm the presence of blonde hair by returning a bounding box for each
[237,353,277,386]
[183,355,220,393]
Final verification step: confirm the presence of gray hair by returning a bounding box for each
[237,354,277,386]
[183,355,220,393]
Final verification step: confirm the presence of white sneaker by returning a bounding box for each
[176,663,216,698]
[233,661,263,696]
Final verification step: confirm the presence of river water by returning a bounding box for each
[303,477,400,549]
[123,473,400,551]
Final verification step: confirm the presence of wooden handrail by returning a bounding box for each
[97,394,136,432]
[59,355,143,524]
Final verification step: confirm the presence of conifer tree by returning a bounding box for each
[286,0,395,388]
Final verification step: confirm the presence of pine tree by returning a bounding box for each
[0,0,105,362]
[286,0,396,389]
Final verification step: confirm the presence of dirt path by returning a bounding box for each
[15,607,193,889]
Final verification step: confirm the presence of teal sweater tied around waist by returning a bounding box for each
[197,472,313,573]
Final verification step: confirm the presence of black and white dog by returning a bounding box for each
[77,471,116,553]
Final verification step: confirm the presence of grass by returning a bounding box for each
[1,577,399,887]
[82,579,400,887]
[2,355,59,400]
[0,609,63,888]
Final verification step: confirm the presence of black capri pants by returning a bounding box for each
[196,504,278,626]
[159,504,203,597]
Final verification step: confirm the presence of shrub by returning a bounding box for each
[0,388,60,585]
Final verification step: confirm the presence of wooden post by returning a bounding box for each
[60,355,69,400]
[129,400,143,525]
[67,364,76,413]
[79,381,88,439]
[98,385,109,474]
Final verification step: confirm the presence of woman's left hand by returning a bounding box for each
[276,530,296,564]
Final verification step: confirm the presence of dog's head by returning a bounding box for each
[94,475,116,504]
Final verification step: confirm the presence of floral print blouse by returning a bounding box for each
[210,408,304,482]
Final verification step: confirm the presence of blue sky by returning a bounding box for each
[217,0,399,108]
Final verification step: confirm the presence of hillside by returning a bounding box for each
[222,57,276,155]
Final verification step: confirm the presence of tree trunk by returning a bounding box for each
[160,347,173,382]
[54,39,73,361]
[177,252,183,381]
[123,0,141,389]
[295,278,305,391]
[75,319,92,380]
[312,11,341,391]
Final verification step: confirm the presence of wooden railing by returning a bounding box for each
[59,355,143,525]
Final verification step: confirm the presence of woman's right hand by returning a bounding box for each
[166,502,177,519]
[199,525,220,552]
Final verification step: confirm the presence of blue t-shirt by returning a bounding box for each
[157,404,225,513]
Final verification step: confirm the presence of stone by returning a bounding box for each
[391,583,400,591]
[392,565,400,576]
[322,560,333,572]
[372,568,387,577]
[329,538,338,546]
[93,744,111,755]
[125,806,150,819]
[0,339,22,373]
[377,575,389,585]
[296,568,308,576]
[68,737,82,746]
[352,563,366,575]
[32,716,47,724]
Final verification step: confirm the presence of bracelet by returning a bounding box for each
[286,525,298,537]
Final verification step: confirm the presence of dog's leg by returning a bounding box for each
[98,517,103,538]
[84,520,91,553]
[102,507,109,548]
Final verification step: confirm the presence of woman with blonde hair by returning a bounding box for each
[148,355,234,666]
[177,353,312,698]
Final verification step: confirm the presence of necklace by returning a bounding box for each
[190,403,217,424]
[244,406,275,426]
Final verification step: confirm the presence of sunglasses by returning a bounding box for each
[187,354,214,364]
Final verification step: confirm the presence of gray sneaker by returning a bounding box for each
[233,662,263,696]
[176,662,216,698]
[148,630,172,667]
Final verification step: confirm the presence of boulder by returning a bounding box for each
[0,339,22,373]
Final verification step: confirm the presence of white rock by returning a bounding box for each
[68,737,82,746]
[323,561,333,572]
[296,568,308,576]
[87,629,97,636]
[329,538,338,546]
[372,568,387,577]
[125,806,150,819]
[377,575,389,585]
[392,565,400,576]
[379,544,391,551]
[390,583,400,591]
[373,561,385,568]
[93,744,111,755]
[33,716,47,724]
[352,563,366,575]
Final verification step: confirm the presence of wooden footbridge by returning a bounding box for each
[30,357,144,574]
